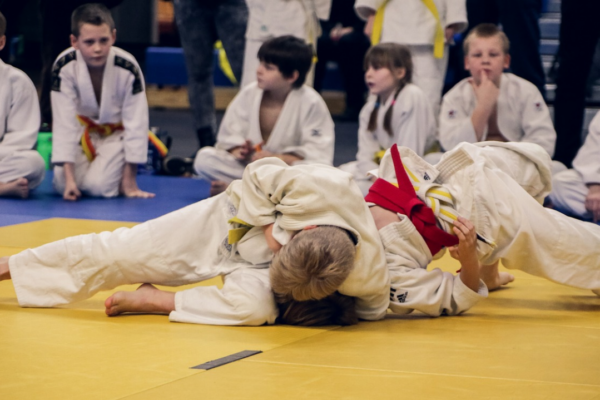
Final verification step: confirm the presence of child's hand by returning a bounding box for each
[470,71,499,111]
[452,217,478,266]
[585,184,600,223]
[252,149,275,161]
[63,180,81,201]
[364,14,375,38]
[230,140,254,162]
[445,24,460,45]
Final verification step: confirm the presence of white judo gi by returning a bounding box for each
[240,0,332,88]
[550,111,600,220]
[374,141,600,317]
[339,83,436,195]
[355,0,468,116]
[8,158,389,325]
[194,82,335,183]
[0,60,46,189]
[51,46,149,197]
[440,73,556,157]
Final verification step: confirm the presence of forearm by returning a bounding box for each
[470,106,493,141]
[63,162,77,185]
[277,153,303,165]
[458,258,481,293]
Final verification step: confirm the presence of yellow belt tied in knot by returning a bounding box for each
[228,216,254,244]
[77,116,169,162]
[371,0,445,59]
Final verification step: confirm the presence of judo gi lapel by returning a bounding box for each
[76,49,99,118]
[98,48,116,124]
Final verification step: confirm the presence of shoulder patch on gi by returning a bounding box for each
[114,55,143,95]
[51,51,77,92]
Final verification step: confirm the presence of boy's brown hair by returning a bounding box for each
[257,35,313,88]
[71,3,115,37]
[463,23,510,55]
[270,226,356,301]
[0,11,6,37]
[275,292,359,326]
[364,43,413,137]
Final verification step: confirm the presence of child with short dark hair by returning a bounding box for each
[439,24,556,158]
[0,11,46,198]
[51,3,154,200]
[0,158,389,326]
[193,35,335,196]
[339,43,436,195]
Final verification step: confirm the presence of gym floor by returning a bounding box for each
[0,108,599,399]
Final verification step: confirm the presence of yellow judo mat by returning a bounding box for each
[1,218,599,400]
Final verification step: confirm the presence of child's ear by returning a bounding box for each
[503,53,511,70]
[464,56,471,71]
[394,67,406,80]
[70,34,78,49]
[287,70,300,85]
[111,29,117,44]
[0,36,6,52]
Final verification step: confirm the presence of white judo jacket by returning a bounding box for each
[354,0,468,45]
[0,59,41,160]
[50,46,149,164]
[216,82,335,165]
[440,73,556,157]
[356,84,436,177]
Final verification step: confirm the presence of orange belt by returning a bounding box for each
[77,115,168,162]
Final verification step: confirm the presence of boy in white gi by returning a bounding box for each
[439,24,556,159]
[339,42,436,195]
[0,158,389,326]
[194,36,335,196]
[355,0,468,116]
[369,141,600,317]
[550,110,600,223]
[0,12,46,198]
[240,0,331,88]
[51,4,154,201]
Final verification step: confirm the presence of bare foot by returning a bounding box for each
[104,283,175,316]
[119,181,155,199]
[0,178,29,198]
[480,261,515,291]
[210,180,228,197]
[0,257,11,281]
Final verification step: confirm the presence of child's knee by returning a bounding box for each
[82,173,120,198]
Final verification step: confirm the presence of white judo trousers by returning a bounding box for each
[0,60,46,188]
[8,192,278,326]
[51,47,149,197]
[550,110,600,220]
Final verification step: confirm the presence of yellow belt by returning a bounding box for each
[371,0,445,59]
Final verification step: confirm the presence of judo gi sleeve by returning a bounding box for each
[0,73,41,159]
[121,68,150,164]
[520,88,556,158]
[380,220,488,317]
[51,74,83,163]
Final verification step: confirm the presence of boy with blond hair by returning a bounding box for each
[51,3,153,200]
[0,11,46,198]
[439,24,556,158]
[0,158,389,326]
